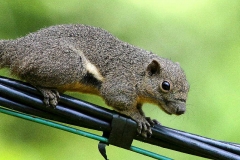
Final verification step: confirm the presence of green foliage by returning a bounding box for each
[0,0,240,159]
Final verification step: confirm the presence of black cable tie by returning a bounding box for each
[98,132,110,160]
[108,114,137,149]
[98,114,137,159]
[98,142,109,160]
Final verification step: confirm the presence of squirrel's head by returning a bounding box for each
[142,58,189,115]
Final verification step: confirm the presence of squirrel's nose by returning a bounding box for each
[176,108,185,115]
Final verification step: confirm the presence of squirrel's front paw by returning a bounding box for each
[136,118,152,138]
[136,117,161,138]
[37,88,60,108]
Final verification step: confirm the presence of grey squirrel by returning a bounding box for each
[0,24,189,137]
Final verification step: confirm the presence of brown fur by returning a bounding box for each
[0,24,190,137]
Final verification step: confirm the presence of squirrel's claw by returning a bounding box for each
[136,119,152,138]
[136,117,161,138]
[145,117,161,126]
[37,87,60,108]
[125,111,154,138]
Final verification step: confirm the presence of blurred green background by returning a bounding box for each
[0,0,239,159]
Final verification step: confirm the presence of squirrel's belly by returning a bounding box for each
[58,82,100,95]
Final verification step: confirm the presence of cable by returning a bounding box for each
[0,107,171,160]
[1,76,240,160]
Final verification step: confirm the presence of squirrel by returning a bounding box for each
[0,24,189,137]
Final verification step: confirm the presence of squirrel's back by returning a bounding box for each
[17,24,152,75]
[0,24,155,80]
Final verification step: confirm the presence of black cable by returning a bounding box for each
[0,76,240,159]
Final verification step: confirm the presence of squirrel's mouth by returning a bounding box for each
[160,106,172,115]
[159,101,186,115]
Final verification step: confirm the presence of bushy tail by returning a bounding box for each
[0,40,8,68]
[0,40,4,53]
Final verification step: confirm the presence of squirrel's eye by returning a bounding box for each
[161,81,171,92]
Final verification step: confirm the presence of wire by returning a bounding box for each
[0,107,172,160]
[1,76,240,160]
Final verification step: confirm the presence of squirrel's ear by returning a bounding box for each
[146,60,161,76]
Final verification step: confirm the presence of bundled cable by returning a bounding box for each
[0,76,240,160]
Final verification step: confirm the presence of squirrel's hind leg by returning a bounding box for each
[36,87,60,108]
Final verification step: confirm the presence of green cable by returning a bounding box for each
[0,107,172,160]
